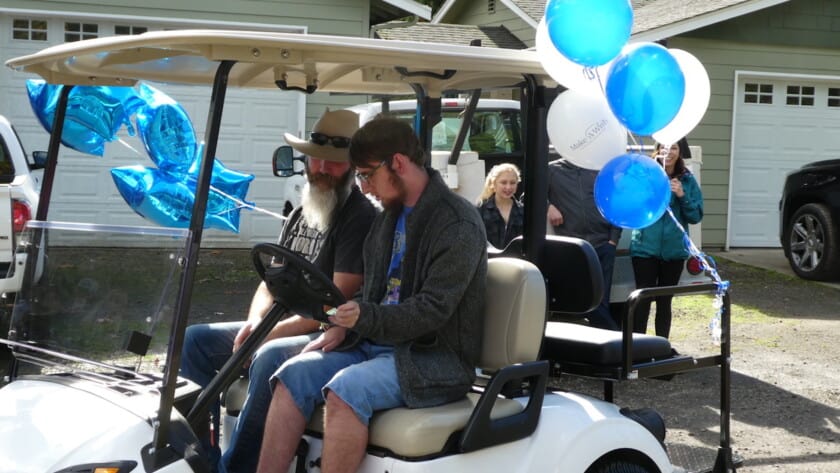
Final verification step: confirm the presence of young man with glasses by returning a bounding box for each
[180,109,377,473]
[256,118,488,473]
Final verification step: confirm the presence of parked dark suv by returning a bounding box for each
[779,159,840,280]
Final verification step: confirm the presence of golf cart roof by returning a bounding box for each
[6,29,554,96]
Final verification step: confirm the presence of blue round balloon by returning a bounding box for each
[545,0,633,67]
[594,153,671,229]
[605,43,686,136]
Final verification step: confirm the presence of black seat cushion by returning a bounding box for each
[490,235,604,315]
[542,322,672,366]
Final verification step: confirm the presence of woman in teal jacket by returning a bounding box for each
[630,138,703,338]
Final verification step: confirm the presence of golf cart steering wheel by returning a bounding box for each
[251,243,346,323]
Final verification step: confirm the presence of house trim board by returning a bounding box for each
[0,7,307,33]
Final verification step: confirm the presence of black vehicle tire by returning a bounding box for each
[588,460,652,473]
[785,203,840,281]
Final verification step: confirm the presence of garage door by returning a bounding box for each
[0,14,305,247]
[729,74,840,247]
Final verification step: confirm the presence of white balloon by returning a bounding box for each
[547,88,627,170]
[536,17,612,96]
[652,49,710,144]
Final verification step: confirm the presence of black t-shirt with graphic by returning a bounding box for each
[278,185,377,278]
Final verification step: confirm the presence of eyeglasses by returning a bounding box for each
[356,160,388,183]
[310,132,351,149]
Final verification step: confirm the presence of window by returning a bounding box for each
[65,22,98,42]
[0,134,13,181]
[12,18,48,41]
[488,0,496,14]
[744,83,773,104]
[387,108,522,155]
[785,85,815,106]
[115,25,148,35]
[828,88,840,108]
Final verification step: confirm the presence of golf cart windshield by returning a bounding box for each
[4,220,189,380]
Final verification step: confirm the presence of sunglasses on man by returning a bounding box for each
[310,132,351,148]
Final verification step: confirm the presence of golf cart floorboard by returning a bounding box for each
[666,444,744,473]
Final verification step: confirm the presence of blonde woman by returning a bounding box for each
[476,163,524,249]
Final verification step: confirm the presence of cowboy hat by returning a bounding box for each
[283,108,360,163]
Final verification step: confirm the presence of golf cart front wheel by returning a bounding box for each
[587,460,654,473]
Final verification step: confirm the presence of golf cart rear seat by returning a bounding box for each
[521,236,737,470]
[512,235,725,403]
[494,236,705,401]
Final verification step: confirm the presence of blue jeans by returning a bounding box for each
[585,243,618,330]
[181,322,315,473]
[273,341,404,425]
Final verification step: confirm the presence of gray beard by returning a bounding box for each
[301,182,339,233]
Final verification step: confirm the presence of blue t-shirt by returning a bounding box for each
[382,206,412,305]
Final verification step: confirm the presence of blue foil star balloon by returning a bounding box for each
[26,80,136,156]
[134,83,197,174]
[111,165,246,233]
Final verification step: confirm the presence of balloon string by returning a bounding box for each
[664,207,729,345]
[117,137,144,156]
[591,69,646,152]
[209,184,288,221]
[664,207,728,291]
[114,139,287,222]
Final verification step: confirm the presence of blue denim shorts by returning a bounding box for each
[272,340,404,425]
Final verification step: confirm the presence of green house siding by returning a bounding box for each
[671,35,840,248]
[1,0,370,36]
[3,0,374,149]
[687,0,840,50]
[443,0,534,44]
[647,0,840,248]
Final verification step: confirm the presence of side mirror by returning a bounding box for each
[31,151,48,170]
[272,146,304,178]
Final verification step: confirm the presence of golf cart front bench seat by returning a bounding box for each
[227,257,548,459]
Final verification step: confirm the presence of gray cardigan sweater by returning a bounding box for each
[353,170,487,408]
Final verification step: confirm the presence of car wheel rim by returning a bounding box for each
[790,214,824,271]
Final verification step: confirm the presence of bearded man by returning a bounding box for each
[180,109,377,473]
[256,118,487,473]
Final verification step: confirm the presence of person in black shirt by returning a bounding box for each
[548,158,622,330]
[180,109,377,473]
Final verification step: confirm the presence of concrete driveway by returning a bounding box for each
[711,247,840,290]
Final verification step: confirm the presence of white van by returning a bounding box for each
[348,98,523,171]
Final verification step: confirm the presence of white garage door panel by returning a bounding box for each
[730,75,840,247]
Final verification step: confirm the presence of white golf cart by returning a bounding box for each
[0,31,737,473]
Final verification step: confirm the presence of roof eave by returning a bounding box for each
[500,0,539,28]
[380,0,432,21]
